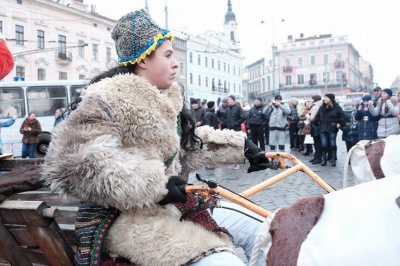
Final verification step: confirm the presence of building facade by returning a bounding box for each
[246,34,374,103]
[186,0,243,105]
[0,0,119,82]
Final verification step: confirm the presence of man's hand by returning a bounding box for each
[158,176,188,205]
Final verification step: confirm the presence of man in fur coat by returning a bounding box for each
[41,10,270,266]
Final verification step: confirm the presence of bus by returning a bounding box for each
[0,80,90,157]
[345,92,369,101]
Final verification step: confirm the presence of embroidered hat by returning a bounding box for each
[111,9,174,66]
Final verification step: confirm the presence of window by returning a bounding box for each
[233,66,236,75]
[285,58,291,66]
[239,84,241,93]
[285,75,292,85]
[298,57,303,67]
[70,85,86,103]
[309,73,317,85]
[211,59,214,68]
[92,44,98,60]
[17,0,22,5]
[180,63,184,74]
[59,71,67,80]
[198,54,201,65]
[205,77,208,87]
[323,72,330,83]
[233,83,235,93]
[310,55,316,65]
[212,78,215,91]
[79,74,86,80]
[78,40,85,57]
[106,47,111,62]
[336,52,342,61]
[298,74,304,85]
[27,85,67,116]
[16,66,25,77]
[228,64,230,73]
[0,87,26,117]
[58,35,66,55]
[324,54,329,65]
[238,67,241,76]
[267,76,271,89]
[205,57,208,67]
[189,73,193,84]
[37,30,45,49]
[198,75,201,85]
[218,61,220,70]
[15,25,24,45]
[336,71,344,83]
[38,68,46,80]
[224,62,226,72]
[189,52,193,63]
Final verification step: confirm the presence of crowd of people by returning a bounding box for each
[193,86,400,169]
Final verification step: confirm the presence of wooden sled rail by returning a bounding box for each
[0,200,76,266]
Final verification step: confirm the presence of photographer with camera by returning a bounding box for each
[263,95,291,153]
[354,95,378,140]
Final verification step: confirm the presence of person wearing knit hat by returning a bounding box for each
[314,93,346,166]
[42,9,267,266]
[341,99,358,152]
[264,94,291,153]
[354,93,379,141]
[382,88,393,98]
[217,97,229,130]
[370,87,400,138]
[324,93,335,103]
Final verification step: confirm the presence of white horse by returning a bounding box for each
[343,134,400,187]
[249,176,400,266]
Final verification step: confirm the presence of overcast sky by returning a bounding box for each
[85,0,400,88]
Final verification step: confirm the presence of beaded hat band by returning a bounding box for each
[111,9,174,66]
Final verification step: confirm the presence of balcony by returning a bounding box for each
[334,60,345,68]
[55,51,72,65]
[283,66,293,73]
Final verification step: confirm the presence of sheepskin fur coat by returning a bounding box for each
[41,74,246,266]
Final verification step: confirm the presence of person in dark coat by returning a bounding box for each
[216,97,229,130]
[314,94,346,167]
[202,101,219,129]
[226,95,244,132]
[246,97,266,150]
[341,100,358,152]
[191,99,206,126]
[354,95,378,140]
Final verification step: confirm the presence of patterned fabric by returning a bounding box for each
[111,9,174,66]
[75,203,120,266]
[174,193,231,237]
[75,194,230,265]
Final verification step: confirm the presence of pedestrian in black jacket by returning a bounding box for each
[226,95,244,132]
[314,93,346,167]
[191,99,206,126]
[203,101,219,129]
[217,97,229,130]
[246,97,266,150]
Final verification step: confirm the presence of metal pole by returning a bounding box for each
[272,45,276,96]
[341,72,344,98]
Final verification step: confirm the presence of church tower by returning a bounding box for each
[223,0,238,47]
